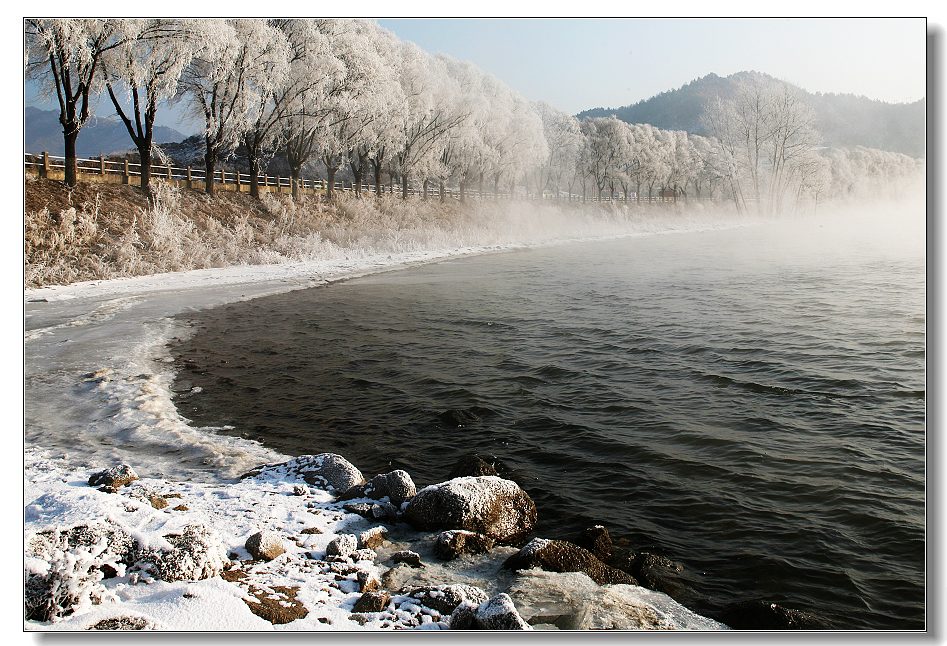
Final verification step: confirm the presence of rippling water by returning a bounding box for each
[172,211,925,629]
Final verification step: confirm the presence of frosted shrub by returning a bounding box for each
[25,525,134,621]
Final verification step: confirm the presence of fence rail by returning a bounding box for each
[25,152,696,204]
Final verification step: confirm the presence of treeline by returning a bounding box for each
[25,19,922,212]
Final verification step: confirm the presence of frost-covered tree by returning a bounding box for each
[179,19,287,196]
[393,42,468,199]
[25,19,126,187]
[102,19,204,197]
[702,76,819,213]
[235,20,298,199]
[533,102,582,198]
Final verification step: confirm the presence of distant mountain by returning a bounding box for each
[25,106,187,158]
[577,72,925,157]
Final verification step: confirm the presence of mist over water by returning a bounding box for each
[172,202,925,629]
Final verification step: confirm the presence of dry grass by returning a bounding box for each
[24,177,699,289]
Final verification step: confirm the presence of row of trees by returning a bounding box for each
[25,19,921,211]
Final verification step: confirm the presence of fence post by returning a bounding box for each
[99,155,105,176]
[122,159,130,184]
[167,164,172,180]
[235,170,241,192]
[41,151,49,179]
[186,166,192,190]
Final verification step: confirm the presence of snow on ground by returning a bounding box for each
[22,219,743,631]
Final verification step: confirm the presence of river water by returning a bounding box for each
[171,209,925,629]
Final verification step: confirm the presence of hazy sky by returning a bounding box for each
[24,17,926,135]
[377,18,927,113]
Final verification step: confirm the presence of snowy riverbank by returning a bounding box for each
[24,219,749,631]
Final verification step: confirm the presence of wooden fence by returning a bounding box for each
[24,152,689,204]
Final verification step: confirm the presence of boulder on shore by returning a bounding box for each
[245,454,365,493]
[407,584,489,615]
[245,530,285,561]
[447,454,500,479]
[433,529,495,561]
[340,470,417,507]
[88,465,139,492]
[504,538,637,585]
[403,476,536,543]
[450,593,532,630]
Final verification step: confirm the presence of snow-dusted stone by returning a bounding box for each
[403,476,536,543]
[503,538,636,585]
[450,593,531,630]
[358,526,388,550]
[477,593,533,630]
[408,584,489,615]
[325,534,358,559]
[447,454,499,479]
[88,616,154,630]
[135,525,227,582]
[391,550,423,568]
[248,454,365,493]
[352,590,391,613]
[575,525,613,562]
[245,530,285,561]
[357,571,381,593]
[244,584,308,624]
[343,469,417,507]
[433,529,495,561]
[88,464,139,491]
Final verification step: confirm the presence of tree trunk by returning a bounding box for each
[353,167,363,197]
[422,179,428,200]
[204,144,217,196]
[249,153,261,199]
[326,165,337,199]
[401,172,409,200]
[63,127,79,188]
[290,165,302,200]
[373,163,382,197]
[138,144,152,201]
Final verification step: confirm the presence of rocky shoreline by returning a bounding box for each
[25,448,735,631]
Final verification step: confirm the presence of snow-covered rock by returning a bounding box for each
[391,550,423,568]
[325,534,358,559]
[447,454,499,479]
[434,529,495,561]
[244,530,285,561]
[352,591,391,613]
[504,538,636,585]
[249,454,365,493]
[403,476,536,543]
[88,465,139,492]
[407,584,489,615]
[449,593,532,630]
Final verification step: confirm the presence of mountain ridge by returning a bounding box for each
[577,71,925,157]
[25,106,187,158]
